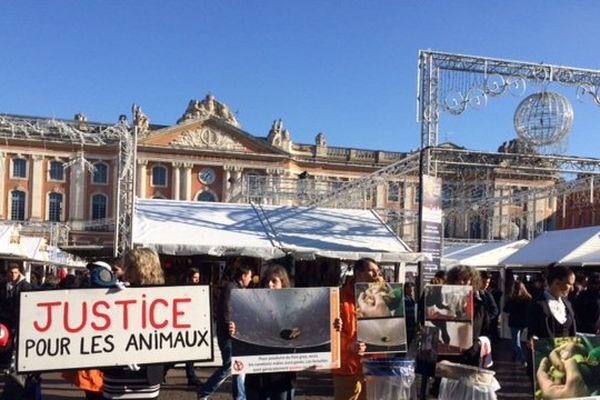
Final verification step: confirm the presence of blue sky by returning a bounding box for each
[1,1,599,157]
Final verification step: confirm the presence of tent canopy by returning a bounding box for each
[502,226,600,267]
[133,199,424,262]
[0,224,26,259]
[133,200,286,259]
[0,224,86,267]
[442,240,529,269]
[259,204,420,262]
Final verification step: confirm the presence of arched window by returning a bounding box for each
[11,190,26,220]
[12,158,27,179]
[152,165,167,187]
[197,191,217,202]
[49,161,65,181]
[48,193,63,222]
[92,162,108,184]
[91,194,107,220]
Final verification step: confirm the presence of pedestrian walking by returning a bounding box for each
[502,281,532,367]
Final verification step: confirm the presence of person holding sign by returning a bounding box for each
[198,264,253,400]
[243,264,297,400]
[332,258,380,400]
[101,248,165,400]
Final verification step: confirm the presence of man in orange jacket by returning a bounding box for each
[332,258,381,400]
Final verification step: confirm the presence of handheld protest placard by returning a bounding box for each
[355,281,407,354]
[533,335,600,399]
[17,285,213,372]
[423,284,473,355]
[230,287,340,374]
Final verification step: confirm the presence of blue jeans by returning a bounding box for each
[510,327,525,363]
[200,333,245,399]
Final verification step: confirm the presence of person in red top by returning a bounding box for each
[332,258,381,400]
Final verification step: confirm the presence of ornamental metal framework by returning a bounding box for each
[418,50,600,151]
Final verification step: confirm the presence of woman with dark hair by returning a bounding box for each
[244,265,296,400]
[527,265,576,341]
[527,265,582,399]
[445,265,488,356]
[503,281,532,367]
[235,264,341,400]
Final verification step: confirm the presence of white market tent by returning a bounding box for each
[0,224,27,259]
[502,226,600,267]
[258,204,421,262]
[133,199,424,262]
[0,223,86,267]
[442,240,529,269]
[133,199,286,259]
[20,236,49,263]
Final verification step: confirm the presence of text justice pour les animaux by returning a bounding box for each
[24,295,210,358]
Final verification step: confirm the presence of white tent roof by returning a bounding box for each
[442,240,529,269]
[133,199,286,259]
[20,236,49,263]
[0,224,26,259]
[133,199,423,262]
[502,226,600,267]
[258,205,421,262]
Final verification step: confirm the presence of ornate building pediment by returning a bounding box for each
[170,127,249,152]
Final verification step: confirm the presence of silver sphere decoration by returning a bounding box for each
[513,91,573,146]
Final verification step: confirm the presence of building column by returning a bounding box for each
[0,152,5,218]
[171,162,181,200]
[136,160,147,198]
[69,153,86,221]
[182,163,193,201]
[231,167,243,203]
[30,155,44,220]
[223,165,234,203]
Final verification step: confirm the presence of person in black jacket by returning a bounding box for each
[573,272,600,334]
[478,272,499,339]
[526,265,576,388]
[198,264,253,400]
[527,265,576,342]
[0,263,32,334]
[404,282,418,346]
[503,281,532,367]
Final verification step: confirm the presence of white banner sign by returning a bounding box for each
[17,285,213,372]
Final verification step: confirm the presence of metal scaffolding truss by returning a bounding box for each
[305,152,421,207]
[430,147,600,176]
[0,115,135,256]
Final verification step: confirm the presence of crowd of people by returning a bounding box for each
[0,253,599,399]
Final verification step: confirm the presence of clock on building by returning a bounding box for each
[198,168,216,185]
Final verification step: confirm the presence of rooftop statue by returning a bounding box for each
[177,93,240,127]
[132,104,150,135]
[316,132,327,147]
